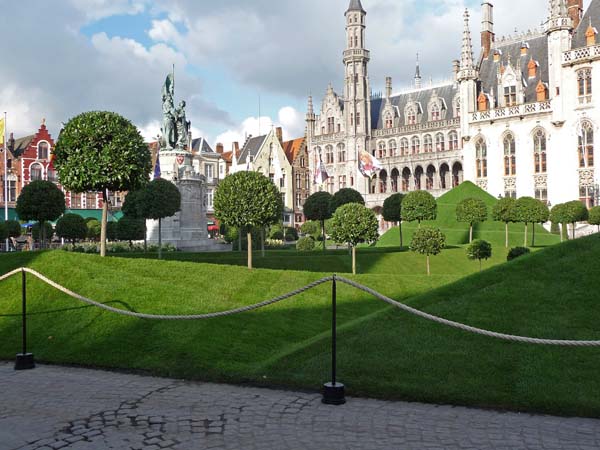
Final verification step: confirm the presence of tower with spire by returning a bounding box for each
[458,9,478,138]
[546,0,573,121]
[414,54,422,89]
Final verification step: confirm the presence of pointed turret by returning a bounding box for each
[547,0,572,32]
[414,53,422,89]
[458,9,477,81]
[346,0,366,14]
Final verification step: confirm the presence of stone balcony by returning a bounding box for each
[562,44,600,66]
[343,48,370,62]
[372,118,460,138]
[470,101,552,123]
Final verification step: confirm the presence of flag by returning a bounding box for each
[153,151,161,179]
[313,152,329,185]
[358,150,383,178]
[0,118,4,146]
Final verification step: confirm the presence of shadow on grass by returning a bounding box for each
[0,300,137,318]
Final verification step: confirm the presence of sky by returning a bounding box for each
[0,0,592,151]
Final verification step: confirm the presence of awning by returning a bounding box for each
[207,225,219,231]
[2,208,19,221]
[65,209,124,222]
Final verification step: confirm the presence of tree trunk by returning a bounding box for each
[238,229,242,252]
[559,224,563,243]
[505,222,509,248]
[352,245,356,275]
[532,223,536,247]
[158,218,162,260]
[572,223,576,240]
[41,220,46,250]
[144,237,147,252]
[479,258,482,272]
[469,224,473,243]
[418,220,421,229]
[261,227,265,257]
[247,232,253,270]
[321,220,326,253]
[399,221,403,249]
[426,255,430,276]
[100,190,108,257]
[524,223,528,247]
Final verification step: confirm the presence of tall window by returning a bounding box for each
[423,134,433,153]
[407,107,417,125]
[30,164,43,181]
[205,164,214,179]
[535,189,548,204]
[7,178,17,202]
[411,136,420,154]
[378,142,386,158]
[339,175,347,189]
[207,190,214,209]
[86,193,97,208]
[400,138,409,156]
[385,113,393,129]
[296,193,302,208]
[577,68,592,103]
[579,121,594,168]
[504,86,517,106]
[503,133,517,176]
[430,104,441,121]
[435,133,445,152]
[37,142,49,159]
[327,117,335,134]
[71,193,82,209]
[326,146,334,164]
[533,129,547,174]
[356,112,361,126]
[337,144,346,162]
[449,131,459,150]
[388,140,397,157]
[476,138,487,178]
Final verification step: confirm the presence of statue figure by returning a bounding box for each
[175,100,190,149]
[161,73,177,149]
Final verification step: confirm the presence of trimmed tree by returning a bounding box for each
[563,200,589,240]
[15,180,65,249]
[410,227,446,276]
[303,191,334,252]
[382,193,405,248]
[87,219,101,241]
[0,222,7,244]
[402,190,437,227]
[32,222,54,243]
[122,190,148,250]
[549,203,568,242]
[56,213,88,247]
[117,216,146,248]
[514,197,548,247]
[456,197,488,243]
[466,239,492,272]
[106,221,119,242]
[53,111,151,257]
[214,171,281,270]
[588,206,600,232]
[332,188,365,211]
[492,197,517,248]
[530,199,549,247]
[139,178,181,260]
[329,203,379,275]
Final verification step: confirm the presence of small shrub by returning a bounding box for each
[270,230,284,240]
[284,227,298,242]
[296,236,316,251]
[265,239,285,249]
[507,247,531,261]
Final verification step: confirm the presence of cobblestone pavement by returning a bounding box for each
[2,362,600,450]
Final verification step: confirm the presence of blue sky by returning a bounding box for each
[0,0,591,149]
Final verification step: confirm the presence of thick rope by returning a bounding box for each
[18,268,332,320]
[0,268,22,283]
[336,276,600,346]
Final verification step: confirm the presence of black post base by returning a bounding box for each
[322,382,346,405]
[15,353,35,371]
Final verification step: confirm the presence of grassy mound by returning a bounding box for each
[1,234,599,416]
[378,182,560,248]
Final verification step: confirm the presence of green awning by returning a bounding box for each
[65,209,124,222]
[2,208,19,221]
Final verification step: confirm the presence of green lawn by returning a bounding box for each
[1,232,600,417]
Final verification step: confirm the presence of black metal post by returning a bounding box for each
[15,270,35,370]
[322,274,345,405]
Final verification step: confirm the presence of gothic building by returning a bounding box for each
[307,0,600,209]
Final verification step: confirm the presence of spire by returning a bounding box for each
[307,95,314,115]
[414,53,422,89]
[459,9,475,76]
[346,0,365,14]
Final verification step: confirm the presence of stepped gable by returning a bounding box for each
[572,0,600,49]
[237,135,267,164]
[478,35,549,106]
[370,83,458,130]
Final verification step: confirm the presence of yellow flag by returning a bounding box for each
[0,118,4,146]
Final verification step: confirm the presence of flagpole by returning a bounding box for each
[4,112,8,251]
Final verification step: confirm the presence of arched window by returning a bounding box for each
[414,166,424,190]
[400,138,409,156]
[430,103,441,121]
[402,168,411,191]
[337,144,346,163]
[325,145,334,164]
[37,142,49,160]
[388,140,397,157]
[327,117,335,134]
[577,68,592,103]
[30,163,43,181]
[385,113,393,129]
[453,96,461,118]
[407,107,417,125]
[533,129,547,174]
[449,131,459,150]
[379,170,388,193]
[426,165,436,190]
[475,138,487,178]
[503,133,516,176]
[579,121,594,168]
[411,136,420,154]
[378,141,386,158]
[423,134,433,153]
[391,168,399,192]
[435,133,445,152]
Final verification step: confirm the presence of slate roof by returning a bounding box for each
[370,84,459,130]
[191,137,214,154]
[346,0,365,13]
[9,135,35,157]
[572,0,600,49]
[238,135,267,164]
[282,138,305,165]
[478,35,549,106]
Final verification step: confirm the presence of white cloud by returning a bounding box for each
[69,0,147,22]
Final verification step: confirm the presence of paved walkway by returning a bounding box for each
[1,363,600,450]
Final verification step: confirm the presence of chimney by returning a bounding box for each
[216,143,224,154]
[452,60,460,81]
[385,77,392,98]
[481,2,495,59]
[276,127,283,143]
[233,141,239,153]
[567,0,583,29]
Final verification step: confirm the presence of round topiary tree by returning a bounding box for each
[296,236,316,252]
[588,206,600,232]
[329,203,379,275]
[466,239,492,272]
[86,219,101,241]
[410,227,446,276]
[5,220,21,239]
[53,111,152,257]
[16,180,65,249]
[106,221,119,242]
[402,190,437,228]
[56,213,88,247]
[507,246,531,261]
[549,203,568,242]
[303,191,334,253]
[563,200,589,240]
[32,222,54,244]
[492,197,517,248]
[117,216,146,249]
[139,178,181,260]
[456,198,488,243]
[214,171,282,270]
[332,188,365,211]
[122,190,149,250]
[382,193,405,248]
[514,197,548,247]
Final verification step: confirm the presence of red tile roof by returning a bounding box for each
[282,137,305,165]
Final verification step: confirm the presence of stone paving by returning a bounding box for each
[2,362,600,450]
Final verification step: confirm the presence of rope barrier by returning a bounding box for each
[1,267,600,346]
